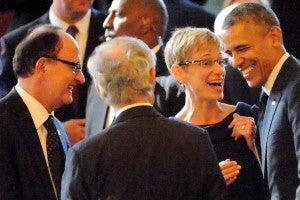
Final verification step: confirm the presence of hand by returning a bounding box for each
[63,118,86,146]
[219,159,241,186]
[228,113,256,151]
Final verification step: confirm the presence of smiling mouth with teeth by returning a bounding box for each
[241,66,254,75]
[208,80,223,87]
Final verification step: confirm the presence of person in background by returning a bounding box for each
[165,27,265,199]
[61,36,227,200]
[163,0,216,43]
[219,3,300,199]
[0,0,106,145]
[221,0,269,9]
[0,25,83,200]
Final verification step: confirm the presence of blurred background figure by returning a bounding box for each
[163,0,216,43]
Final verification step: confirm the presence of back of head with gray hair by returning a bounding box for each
[164,27,222,70]
[88,36,156,106]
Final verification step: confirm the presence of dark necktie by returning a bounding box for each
[44,116,64,197]
[66,25,78,38]
[66,25,80,115]
[257,92,269,134]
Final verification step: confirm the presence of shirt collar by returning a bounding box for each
[49,7,91,33]
[15,84,53,129]
[262,52,290,95]
[115,103,153,118]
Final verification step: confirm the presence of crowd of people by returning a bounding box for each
[0,0,299,199]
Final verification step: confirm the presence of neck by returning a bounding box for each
[176,91,229,125]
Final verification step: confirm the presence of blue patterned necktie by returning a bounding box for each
[44,116,64,197]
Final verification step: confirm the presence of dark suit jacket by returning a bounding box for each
[0,8,106,121]
[164,0,216,42]
[62,106,227,200]
[257,56,300,199]
[0,88,70,200]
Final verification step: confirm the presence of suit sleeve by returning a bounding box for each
[61,147,91,200]
[200,132,227,200]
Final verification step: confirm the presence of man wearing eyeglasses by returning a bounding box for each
[0,25,83,200]
[0,0,106,145]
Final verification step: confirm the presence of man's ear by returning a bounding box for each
[35,57,47,77]
[268,26,283,47]
[149,67,156,86]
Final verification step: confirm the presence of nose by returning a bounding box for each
[215,61,226,76]
[103,12,113,29]
[75,70,85,84]
[231,53,243,69]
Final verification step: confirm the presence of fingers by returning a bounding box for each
[229,115,256,144]
[219,159,241,186]
[228,113,240,128]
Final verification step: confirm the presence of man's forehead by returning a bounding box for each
[109,0,132,12]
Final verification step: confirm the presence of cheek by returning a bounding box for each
[114,18,127,33]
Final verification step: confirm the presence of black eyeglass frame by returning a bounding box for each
[178,58,229,67]
[44,55,81,73]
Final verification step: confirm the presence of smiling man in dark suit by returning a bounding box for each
[0,0,106,145]
[219,3,300,199]
[0,25,84,200]
[61,36,227,200]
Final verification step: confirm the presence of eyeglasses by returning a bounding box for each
[44,56,81,73]
[178,58,229,67]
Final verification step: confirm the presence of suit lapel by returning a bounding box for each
[7,89,53,188]
[260,92,282,175]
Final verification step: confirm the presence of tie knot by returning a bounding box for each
[44,115,56,134]
[66,25,78,38]
[260,92,269,107]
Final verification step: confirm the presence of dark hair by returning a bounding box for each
[222,3,280,30]
[13,24,63,78]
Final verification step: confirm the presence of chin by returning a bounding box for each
[247,80,260,88]
[62,96,73,105]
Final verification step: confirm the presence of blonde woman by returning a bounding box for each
[165,27,266,199]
